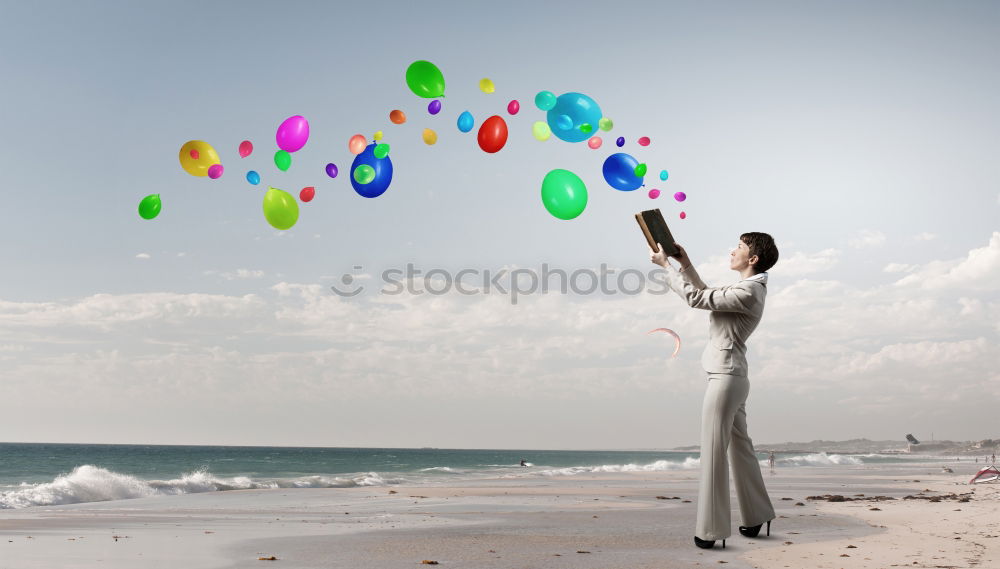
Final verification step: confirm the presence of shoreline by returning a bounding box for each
[1,462,993,568]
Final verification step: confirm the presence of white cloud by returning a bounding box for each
[135,253,150,259]
[913,232,937,242]
[204,269,266,280]
[893,231,1000,291]
[778,248,840,277]
[883,262,916,273]
[848,229,886,249]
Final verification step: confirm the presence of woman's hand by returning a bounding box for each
[649,243,670,268]
[671,243,692,270]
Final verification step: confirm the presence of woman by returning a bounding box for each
[650,233,779,550]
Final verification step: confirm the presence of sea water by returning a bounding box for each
[0,442,941,509]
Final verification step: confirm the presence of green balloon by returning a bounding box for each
[274,149,292,171]
[541,169,588,220]
[634,163,647,178]
[262,187,299,230]
[405,60,445,98]
[598,117,613,132]
[579,123,593,134]
[373,143,390,159]
[353,164,376,185]
[138,194,161,220]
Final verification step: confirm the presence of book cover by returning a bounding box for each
[635,209,679,257]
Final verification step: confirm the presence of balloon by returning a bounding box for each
[647,328,681,358]
[207,164,224,179]
[247,170,261,185]
[405,60,445,98]
[422,128,438,145]
[579,123,593,134]
[276,115,309,153]
[374,143,390,159]
[350,143,394,198]
[674,191,687,202]
[602,153,643,191]
[262,187,299,230]
[300,186,315,202]
[325,163,338,178]
[348,134,367,155]
[634,163,647,178]
[648,189,661,199]
[477,115,508,153]
[587,136,602,149]
[353,164,375,184]
[138,194,161,220]
[178,140,220,177]
[373,130,383,142]
[598,117,613,131]
[541,169,588,220]
[507,100,520,115]
[638,136,651,146]
[616,136,625,147]
[238,140,253,158]
[546,92,602,143]
[479,77,495,93]
[428,99,442,115]
[274,149,291,171]
[532,121,551,141]
[659,170,669,181]
[534,90,556,111]
[680,211,687,219]
[389,109,406,124]
[457,110,475,133]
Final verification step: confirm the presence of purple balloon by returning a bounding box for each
[428,99,442,115]
[207,164,224,179]
[325,163,339,178]
[674,191,687,202]
[276,115,310,152]
[615,136,625,147]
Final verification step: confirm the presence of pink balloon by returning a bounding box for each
[587,136,602,149]
[238,140,253,158]
[638,136,650,146]
[348,134,366,155]
[276,115,310,153]
[680,211,687,219]
[648,189,660,199]
[674,191,687,202]
[507,100,520,115]
[207,164,224,179]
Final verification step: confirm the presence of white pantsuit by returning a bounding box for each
[663,264,775,541]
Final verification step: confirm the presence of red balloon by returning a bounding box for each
[239,140,253,158]
[300,186,315,202]
[477,115,508,153]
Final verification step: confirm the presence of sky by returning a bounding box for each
[0,0,997,449]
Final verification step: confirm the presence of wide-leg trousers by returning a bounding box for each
[695,373,775,541]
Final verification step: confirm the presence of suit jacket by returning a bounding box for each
[663,265,768,376]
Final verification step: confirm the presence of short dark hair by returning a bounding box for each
[740,232,778,273]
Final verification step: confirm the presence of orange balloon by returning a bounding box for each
[348,134,367,155]
[389,109,407,124]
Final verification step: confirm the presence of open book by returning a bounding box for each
[635,209,679,256]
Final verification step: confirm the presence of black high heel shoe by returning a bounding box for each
[738,520,771,538]
[694,536,725,549]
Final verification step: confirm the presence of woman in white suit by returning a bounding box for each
[650,233,779,550]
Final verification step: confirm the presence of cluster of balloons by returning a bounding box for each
[157,58,686,229]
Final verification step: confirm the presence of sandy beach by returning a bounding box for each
[1,461,996,568]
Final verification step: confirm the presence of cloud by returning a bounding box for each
[893,231,1000,291]
[778,248,840,277]
[913,232,937,242]
[135,253,150,259]
[204,269,266,280]
[883,263,916,273]
[848,229,886,249]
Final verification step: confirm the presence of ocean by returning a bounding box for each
[0,442,943,510]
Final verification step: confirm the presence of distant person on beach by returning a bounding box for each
[651,233,779,550]
[992,453,996,464]
[519,459,527,467]
[768,452,776,472]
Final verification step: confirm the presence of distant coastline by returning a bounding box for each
[671,437,999,455]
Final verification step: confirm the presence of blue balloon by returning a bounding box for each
[246,170,260,185]
[616,136,625,147]
[602,153,642,191]
[546,92,602,143]
[350,143,393,198]
[659,170,669,181]
[457,110,475,133]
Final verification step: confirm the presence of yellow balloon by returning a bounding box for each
[479,77,495,94]
[422,128,438,145]
[178,140,220,177]
[532,121,551,141]
[373,130,383,141]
